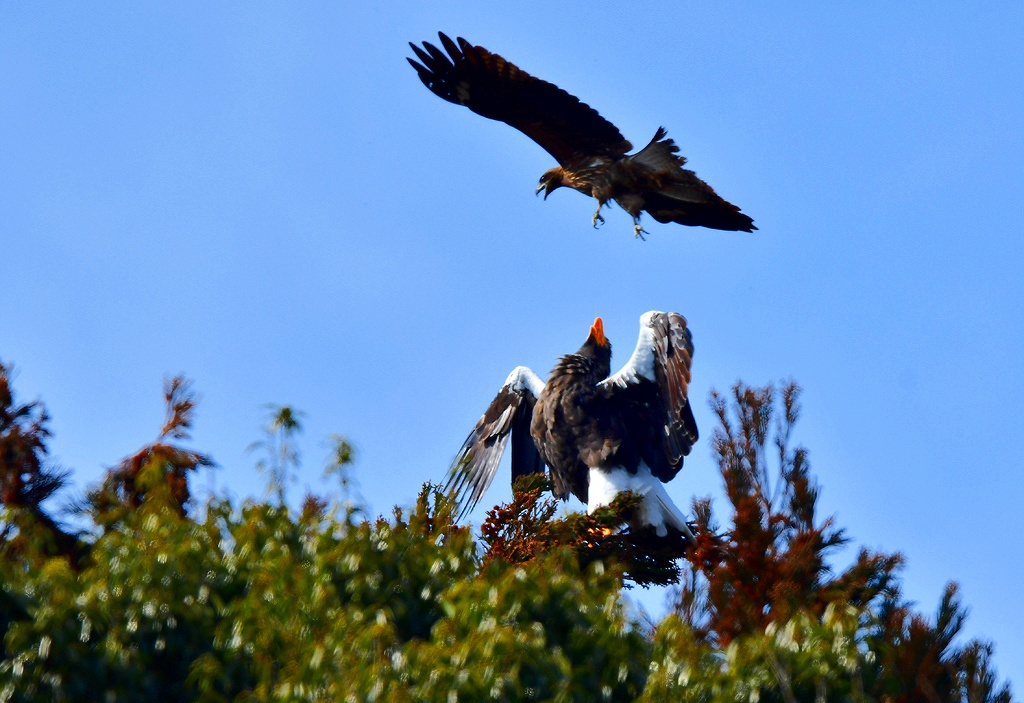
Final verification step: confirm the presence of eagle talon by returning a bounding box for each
[592,210,605,229]
[633,224,648,240]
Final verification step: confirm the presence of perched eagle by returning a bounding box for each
[444,312,699,539]
[408,33,755,238]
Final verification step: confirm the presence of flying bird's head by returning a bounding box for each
[537,167,567,199]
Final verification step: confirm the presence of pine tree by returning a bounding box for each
[87,375,213,526]
[0,365,1014,701]
[0,361,79,566]
[677,381,901,643]
[670,381,1012,702]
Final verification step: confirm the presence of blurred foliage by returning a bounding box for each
[322,433,360,512]
[0,369,1014,702]
[0,361,80,568]
[86,376,213,529]
[248,405,305,506]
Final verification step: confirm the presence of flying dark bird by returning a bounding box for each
[444,312,699,539]
[407,33,755,238]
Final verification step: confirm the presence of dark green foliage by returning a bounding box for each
[643,603,870,703]
[867,583,1013,703]
[0,361,80,566]
[416,552,649,701]
[1,504,226,701]
[0,368,1015,702]
[0,485,644,701]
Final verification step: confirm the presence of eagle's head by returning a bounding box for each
[579,317,612,377]
[586,317,608,349]
[537,167,567,199]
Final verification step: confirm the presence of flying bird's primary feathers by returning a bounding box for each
[444,312,699,539]
[407,32,756,238]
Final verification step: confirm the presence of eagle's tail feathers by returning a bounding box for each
[645,187,757,232]
[647,479,696,541]
[587,465,696,541]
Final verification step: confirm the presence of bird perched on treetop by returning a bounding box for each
[444,312,699,539]
[408,32,755,238]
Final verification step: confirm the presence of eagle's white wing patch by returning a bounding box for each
[443,365,546,520]
[600,310,660,389]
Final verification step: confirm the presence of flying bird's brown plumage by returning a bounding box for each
[408,32,756,237]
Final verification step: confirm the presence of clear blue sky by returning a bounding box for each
[3,2,1022,685]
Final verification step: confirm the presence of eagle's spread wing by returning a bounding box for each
[600,311,699,482]
[408,33,632,165]
[443,366,546,520]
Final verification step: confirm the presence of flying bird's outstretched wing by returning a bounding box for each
[600,311,699,482]
[408,32,632,165]
[443,366,546,520]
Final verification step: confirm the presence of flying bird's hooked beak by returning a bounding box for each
[537,169,563,200]
[588,317,608,348]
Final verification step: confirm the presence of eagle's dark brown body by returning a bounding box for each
[533,325,695,503]
[531,337,612,503]
[409,33,756,236]
[538,128,756,234]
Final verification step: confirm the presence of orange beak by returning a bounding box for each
[589,317,608,347]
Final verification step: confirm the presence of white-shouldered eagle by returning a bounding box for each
[408,33,755,238]
[444,311,699,539]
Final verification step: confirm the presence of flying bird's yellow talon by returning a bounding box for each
[592,210,605,229]
[633,224,648,240]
